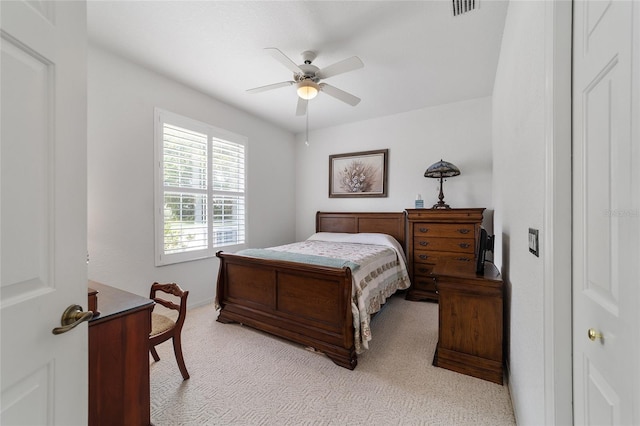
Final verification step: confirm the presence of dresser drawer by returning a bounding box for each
[411,275,437,295]
[413,250,437,264]
[413,223,476,238]
[414,251,474,266]
[414,237,475,253]
[414,263,435,276]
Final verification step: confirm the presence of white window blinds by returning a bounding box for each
[155,109,246,265]
[211,139,245,247]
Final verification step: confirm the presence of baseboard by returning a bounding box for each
[188,297,215,310]
[504,359,519,423]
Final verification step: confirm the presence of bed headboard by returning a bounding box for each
[315,211,407,252]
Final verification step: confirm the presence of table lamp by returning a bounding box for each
[424,159,460,209]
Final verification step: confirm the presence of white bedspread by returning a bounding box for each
[266,232,411,353]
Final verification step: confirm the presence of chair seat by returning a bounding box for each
[150,313,175,337]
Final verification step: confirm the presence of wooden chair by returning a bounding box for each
[149,282,190,380]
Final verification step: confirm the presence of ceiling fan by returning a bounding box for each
[246,48,364,116]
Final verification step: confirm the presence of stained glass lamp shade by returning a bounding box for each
[424,159,460,209]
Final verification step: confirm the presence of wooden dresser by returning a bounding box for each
[432,259,504,384]
[405,208,485,302]
[88,281,154,426]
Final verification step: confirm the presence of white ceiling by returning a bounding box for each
[87,1,508,134]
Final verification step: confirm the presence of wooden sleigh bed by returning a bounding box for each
[215,211,407,369]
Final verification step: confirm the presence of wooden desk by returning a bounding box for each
[88,281,154,425]
[432,260,504,384]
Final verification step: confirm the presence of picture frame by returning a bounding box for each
[329,149,388,198]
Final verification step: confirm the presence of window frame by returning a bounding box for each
[154,108,247,266]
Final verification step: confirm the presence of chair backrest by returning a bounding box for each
[150,282,189,330]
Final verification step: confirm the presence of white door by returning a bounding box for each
[572,0,640,424]
[1,1,88,424]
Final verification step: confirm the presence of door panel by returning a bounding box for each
[1,33,53,299]
[583,54,618,315]
[586,360,620,426]
[1,366,51,425]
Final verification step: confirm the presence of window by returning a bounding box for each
[155,109,246,265]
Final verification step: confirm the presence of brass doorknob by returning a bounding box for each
[587,328,603,342]
[52,304,94,335]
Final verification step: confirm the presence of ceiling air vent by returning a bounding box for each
[452,0,478,16]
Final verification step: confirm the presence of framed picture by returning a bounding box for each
[329,149,388,198]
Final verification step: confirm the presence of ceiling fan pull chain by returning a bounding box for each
[305,103,310,146]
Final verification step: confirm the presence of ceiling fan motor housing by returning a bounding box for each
[295,64,320,82]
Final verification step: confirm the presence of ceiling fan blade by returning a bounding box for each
[319,83,361,106]
[265,47,303,74]
[315,56,364,80]
[296,97,308,116]
[246,81,294,94]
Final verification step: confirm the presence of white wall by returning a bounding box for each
[87,46,296,307]
[294,97,494,240]
[492,1,546,424]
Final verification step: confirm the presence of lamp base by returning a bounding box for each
[432,202,452,209]
[432,177,452,209]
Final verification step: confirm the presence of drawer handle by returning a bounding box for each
[418,254,429,260]
[418,267,430,273]
[455,257,471,261]
[419,241,429,246]
[459,243,471,248]
[457,228,470,234]
[418,227,429,233]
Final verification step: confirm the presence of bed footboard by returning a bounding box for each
[215,251,357,369]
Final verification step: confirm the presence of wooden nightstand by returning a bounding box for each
[432,259,504,384]
[405,208,484,302]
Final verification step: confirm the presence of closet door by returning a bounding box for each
[572,0,639,424]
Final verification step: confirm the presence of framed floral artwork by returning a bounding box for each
[329,149,388,198]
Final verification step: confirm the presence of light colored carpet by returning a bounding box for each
[150,294,515,425]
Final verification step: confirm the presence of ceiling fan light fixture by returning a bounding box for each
[297,80,319,100]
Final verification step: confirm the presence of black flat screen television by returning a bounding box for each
[476,228,495,275]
